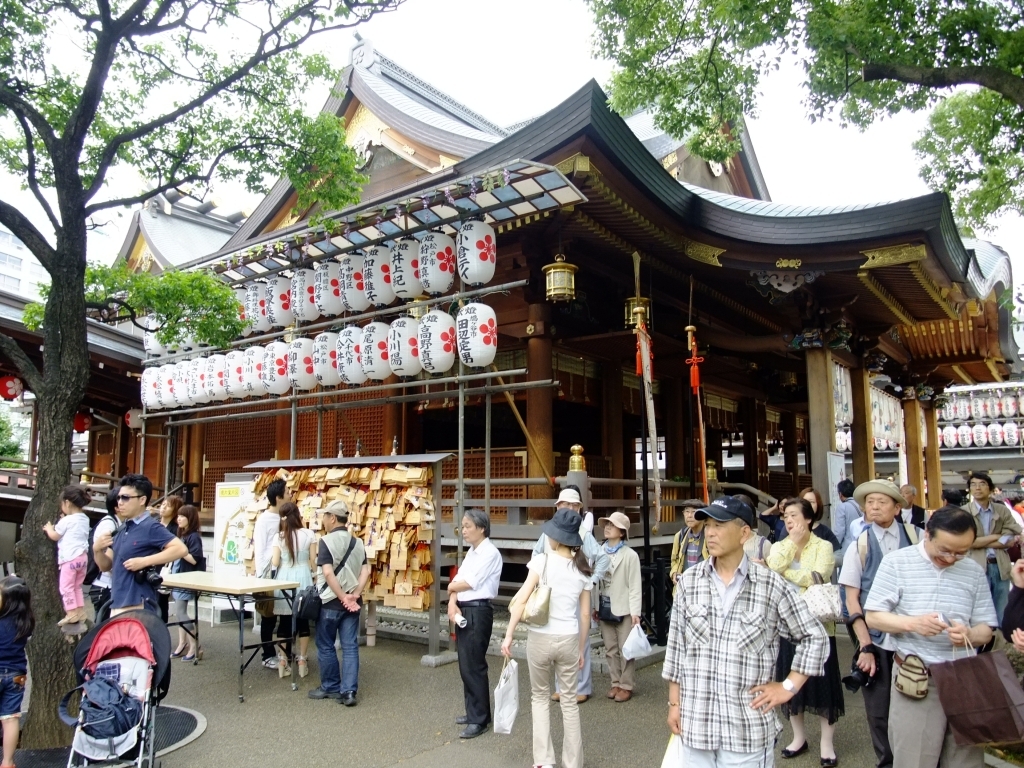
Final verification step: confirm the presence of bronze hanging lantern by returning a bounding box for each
[624,296,651,328]
[542,253,577,302]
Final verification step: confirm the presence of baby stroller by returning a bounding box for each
[59,610,171,767]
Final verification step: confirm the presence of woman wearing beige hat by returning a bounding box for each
[596,511,642,702]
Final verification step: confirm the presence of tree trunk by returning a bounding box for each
[15,236,90,748]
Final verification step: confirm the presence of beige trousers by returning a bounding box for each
[888,674,984,768]
[527,631,583,768]
[600,619,636,691]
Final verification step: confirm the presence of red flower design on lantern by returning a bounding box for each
[411,259,420,279]
[303,355,314,374]
[476,235,496,263]
[377,340,388,361]
[279,292,291,311]
[480,318,497,346]
[440,329,455,353]
[381,264,391,284]
[307,285,315,303]
[409,337,419,357]
[259,299,267,315]
[437,247,455,273]
[354,271,364,291]
[331,278,340,296]
[276,356,286,376]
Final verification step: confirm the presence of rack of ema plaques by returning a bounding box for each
[233,454,450,659]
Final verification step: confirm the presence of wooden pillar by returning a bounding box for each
[381,375,402,455]
[274,414,290,461]
[664,377,687,479]
[782,411,799,497]
[602,363,624,496]
[850,365,875,485]
[187,423,205,507]
[527,303,554,501]
[742,398,769,491]
[903,397,925,503]
[805,348,836,499]
[923,403,942,509]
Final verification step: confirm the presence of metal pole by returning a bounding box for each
[640,378,652,566]
[484,378,491,518]
[456,376,465,567]
[139,404,147,475]
[429,458,443,657]
[289,399,297,460]
[316,408,323,459]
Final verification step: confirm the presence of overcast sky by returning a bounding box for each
[6,0,1024,290]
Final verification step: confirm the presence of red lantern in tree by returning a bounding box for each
[0,376,22,400]
[73,413,92,433]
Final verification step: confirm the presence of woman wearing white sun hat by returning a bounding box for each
[596,511,642,702]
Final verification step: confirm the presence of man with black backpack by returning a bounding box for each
[86,489,121,616]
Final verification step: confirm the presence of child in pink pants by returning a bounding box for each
[44,485,93,627]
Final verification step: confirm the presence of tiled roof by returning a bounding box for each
[963,238,1014,298]
[680,183,895,217]
[137,202,238,267]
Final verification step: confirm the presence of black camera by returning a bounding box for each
[133,566,163,588]
[842,645,880,692]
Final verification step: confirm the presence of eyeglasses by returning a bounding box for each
[117,494,143,503]
[934,548,968,560]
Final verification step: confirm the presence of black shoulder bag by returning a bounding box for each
[295,535,357,622]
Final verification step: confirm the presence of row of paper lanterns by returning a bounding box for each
[939,422,1022,449]
[140,304,498,410]
[143,222,497,357]
[940,393,1020,423]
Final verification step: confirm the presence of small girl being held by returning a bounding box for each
[43,485,92,628]
[0,576,35,768]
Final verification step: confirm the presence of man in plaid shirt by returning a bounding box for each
[664,496,829,767]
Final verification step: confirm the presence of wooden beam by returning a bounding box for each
[527,303,555,505]
[850,366,875,484]
[923,403,942,510]
[903,397,925,504]
[805,348,836,499]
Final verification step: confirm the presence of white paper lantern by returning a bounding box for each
[291,269,320,322]
[418,232,456,295]
[418,309,457,374]
[1005,421,1020,446]
[970,396,987,421]
[142,367,163,410]
[363,244,395,307]
[261,342,291,395]
[125,409,144,430]
[186,358,210,405]
[391,237,423,299]
[456,219,496,287]
[313,332,340,386]
[204,355,228,402]
[388,317,422,377]
[844,429,852,453]
[360,322,392,381]
[314,261,344,316]
[989,423,1004,446]
[234,287,249,334]
[1003,394,1019,418]
[456,302,498,368]
[337,326,368,385]
[172,362,194,407]
[339,253,370,312]
[954,396,971,422]
[157,365,176,408]
[957,425,973,448]
[266,276,294,327]
[942,425,958,448]
[972,423,989,447]
[835,430,847,452]
[143,317,165,357]
[242,346,265,394]
[224,350,247,399]
[987,396,1002,420]
[941,399,956,422]
[247,283,271,333]
[288,337,318,391]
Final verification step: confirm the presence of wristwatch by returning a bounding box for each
[781,678,796,693]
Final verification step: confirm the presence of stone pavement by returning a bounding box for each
[160,622,879,768]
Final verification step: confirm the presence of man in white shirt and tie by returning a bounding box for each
[448,509,503,739]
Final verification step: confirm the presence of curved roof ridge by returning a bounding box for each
[679,182,905,217]
[963,238,1014,298]
[373,52,509,139]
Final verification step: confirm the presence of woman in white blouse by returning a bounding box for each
[502,508,593,768]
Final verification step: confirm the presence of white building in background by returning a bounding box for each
[0,225,48,300]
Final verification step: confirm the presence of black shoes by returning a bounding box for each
[455,715,468,725]
[459,722,489,739]
[781,742,808,759]
[821,758,838,767]
[307,687,342,700]
[340,691,357,707]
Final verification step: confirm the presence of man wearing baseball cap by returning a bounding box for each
[838,479,921,768]
[664,496,828,766]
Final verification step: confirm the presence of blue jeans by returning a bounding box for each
[315,603,360,694]
[987,562,1009,624]
[0,671,26,719]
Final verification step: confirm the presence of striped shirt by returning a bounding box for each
[863,541,997,665]
[663,558,829,753]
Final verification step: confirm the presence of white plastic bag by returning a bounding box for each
[493,658,519,735]
[622,623,652,660]
[661,733,684,768]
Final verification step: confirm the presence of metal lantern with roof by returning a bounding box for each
[542,253,577,302]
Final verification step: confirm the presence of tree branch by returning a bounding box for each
[14,113,61,234]
[0,200,56,273]
[0,331,43,395]
[0,86,60,157]
[863,62,1024,109]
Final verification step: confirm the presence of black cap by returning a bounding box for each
[542,508,584,548]
[695,496,755,527]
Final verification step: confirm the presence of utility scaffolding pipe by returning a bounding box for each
[164,379,557,427]
[145,279,529,367]
[142,368,528,419]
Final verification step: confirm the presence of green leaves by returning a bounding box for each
[23,264,247,348]
[588,0,1024,225]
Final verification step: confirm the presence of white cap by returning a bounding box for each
[557,488,582,505]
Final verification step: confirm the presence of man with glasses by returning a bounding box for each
[865,506,997,768]
[963,472,1020,623]
[838,479,921,768]
[93,474,187,617]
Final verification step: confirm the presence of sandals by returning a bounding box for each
[278,654,292,678]
[296,655,308,678]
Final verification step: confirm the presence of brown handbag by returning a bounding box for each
[933,647,1024,746]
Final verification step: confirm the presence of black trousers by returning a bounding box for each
[455,601,493,725]
[261,614,281,659]
[862,648,895,768]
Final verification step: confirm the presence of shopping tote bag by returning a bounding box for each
[661,734,684,767]
[622,624,652,660]
[493,658,519,735]
[933,648,1024,746]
